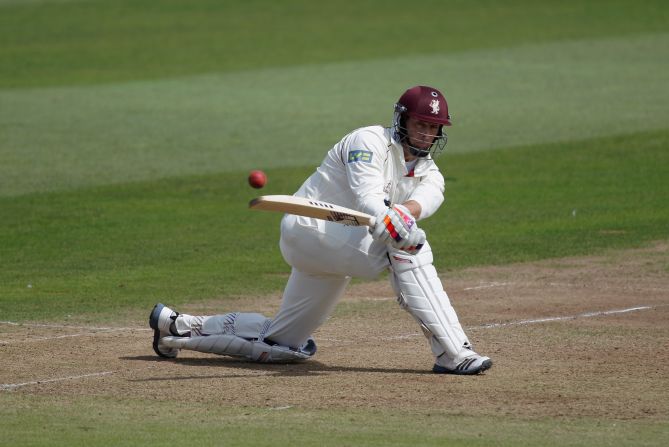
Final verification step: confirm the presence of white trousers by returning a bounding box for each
[264,214,390,347]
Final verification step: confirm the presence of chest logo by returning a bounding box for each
[429,99,440,115]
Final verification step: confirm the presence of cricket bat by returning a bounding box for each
[249,195,375,227]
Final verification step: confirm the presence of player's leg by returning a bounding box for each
[388,242,492,375]
[148,219,356,361]
[279,214,389,279]
[150,304,318,362]
[149,213,388,362]
[263,213,389,347]
[266,212,392,347]
[264,267,350,348]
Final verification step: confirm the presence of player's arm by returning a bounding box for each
[401,200,422,220]
[370,167,443,253]
[343,130,391,217]
[406,168,445,220]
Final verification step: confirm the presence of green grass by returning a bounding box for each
[2,32,667,196]
[1,129,667,321]
[1,394,667,447]
[1,0,667,88]
[426,129,669,266]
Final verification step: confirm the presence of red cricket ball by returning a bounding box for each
[248,170,267,189]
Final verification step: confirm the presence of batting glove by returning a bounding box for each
[396,227,426,255]
[371,204,425,254]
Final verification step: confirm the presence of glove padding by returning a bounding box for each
[398,227,426,255]
[371,204,425,254]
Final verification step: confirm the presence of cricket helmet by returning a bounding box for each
[393,85,451,158]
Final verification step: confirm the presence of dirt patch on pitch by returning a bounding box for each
[2,243,668,421]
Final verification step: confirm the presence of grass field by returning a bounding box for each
[2,394,666,447]
[1,1,668,445]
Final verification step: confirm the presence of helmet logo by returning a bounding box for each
[429,99,440,115]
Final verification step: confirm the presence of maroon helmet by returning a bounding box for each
[393,86,451,158]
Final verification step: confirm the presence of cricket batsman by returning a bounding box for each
[149,85,493,375]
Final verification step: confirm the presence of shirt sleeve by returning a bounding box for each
[341,129,389,217]
[407,167,445,220]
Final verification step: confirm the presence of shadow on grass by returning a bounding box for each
[121,355,430,378]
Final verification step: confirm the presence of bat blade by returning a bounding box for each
[249,195,375,227]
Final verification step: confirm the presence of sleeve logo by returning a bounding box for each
[348,150,373,163]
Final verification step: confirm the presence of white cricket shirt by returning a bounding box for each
[295,126,445,220]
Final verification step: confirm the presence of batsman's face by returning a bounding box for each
[406,117,440,150]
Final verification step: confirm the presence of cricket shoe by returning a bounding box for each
[149,303,181,358]
[433,351,493,375]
